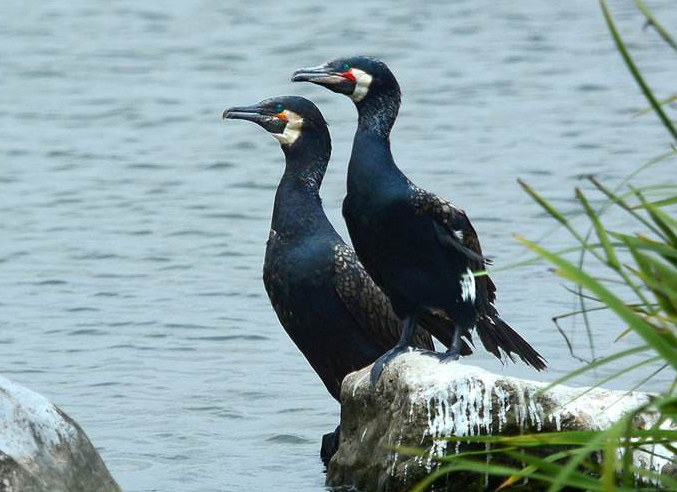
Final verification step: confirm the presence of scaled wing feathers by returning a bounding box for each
[333,243,434,351]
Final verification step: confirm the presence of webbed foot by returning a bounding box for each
[370,344,412,386]
[439,347,461,363]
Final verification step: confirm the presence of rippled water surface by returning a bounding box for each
[1,1,676,490]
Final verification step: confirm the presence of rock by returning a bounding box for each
[326,352,674,491]
[0,376,122,492]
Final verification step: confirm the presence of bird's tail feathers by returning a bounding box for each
[476,312,547,371]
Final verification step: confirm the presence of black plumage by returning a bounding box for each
[222,96,435,400]
[293,57,546,380]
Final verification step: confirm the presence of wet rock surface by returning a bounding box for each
[0,376,122,492]
[326,352,673,491]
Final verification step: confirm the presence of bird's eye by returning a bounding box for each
[275,104,284,113]
[342,63,350,72]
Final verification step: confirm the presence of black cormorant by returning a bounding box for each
[292,58,546,382]
[222,96,440,400]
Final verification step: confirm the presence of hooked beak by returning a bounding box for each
[291,64,347,85]
[222,104,267,123]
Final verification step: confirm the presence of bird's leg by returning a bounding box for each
[441,327,463,363]
[370,314,418,386]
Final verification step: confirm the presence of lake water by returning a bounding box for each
[1,1,676,490]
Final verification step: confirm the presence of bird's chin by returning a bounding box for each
[292,68,356,96]
[306,77,356,96]
[324,80,356,96]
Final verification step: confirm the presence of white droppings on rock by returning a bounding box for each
[352,371,369,398]
[548,411,562,431]
[330,352,675,491]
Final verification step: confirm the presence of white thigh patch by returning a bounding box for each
[460,267,476,303]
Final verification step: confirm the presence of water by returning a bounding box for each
[0,1,676,490]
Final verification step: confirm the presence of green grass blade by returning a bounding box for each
[545,431,607,492]
[561,355,662,407]
[589,175,666,239]
[631,195,677,209]
[518,179,569,225]
[535,345,650,395]
[600,0,677,141]
[517,236,677,369]
[602,417,628,491]
[624,251,677,316]
[442,431,603,447]
[631,466,677,490]
[504,451,609,491]
[632,0,677,53]
[610,232,677,263]
[635,190,677,247]
[634,94,677,117]
[408,463,461,492]
[576,188,620,270]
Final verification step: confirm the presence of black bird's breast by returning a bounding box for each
[343,190,471,319]
[263,229,333,326]
[262,228,386,399]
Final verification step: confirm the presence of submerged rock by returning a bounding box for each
[321,425,340,467]
[0,376,122,492]
[326,352,674,491]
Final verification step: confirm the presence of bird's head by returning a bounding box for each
[222,95,329,150]
[291,56,398,105]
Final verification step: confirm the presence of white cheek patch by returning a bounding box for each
[349,68,373,102]
[460,267,476,304]
[272,110,303,145]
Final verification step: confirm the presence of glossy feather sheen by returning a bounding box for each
[338,59,546,370]
[260,99,434,401]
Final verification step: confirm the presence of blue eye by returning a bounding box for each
[275,103,284,113]
[342,63,350,72]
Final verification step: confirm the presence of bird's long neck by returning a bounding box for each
[271,145,329,237]
[348,90,405,195]
[356,89,400,140]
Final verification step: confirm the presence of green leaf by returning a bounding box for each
[504,450,609,491]
[631,466,677,490]
[625,248,677,316]
[632,0,677,53]
[633,189,677,247]
[517,236,677,369]
[576,188,620,270]
[535,345,650,396]
[600,0,677,141]
[590,175,667,239]
[610,232,677,264]
[518,179,569,226]
[561,355,662,407]
[634,94,677,118]
[631,195,677,209]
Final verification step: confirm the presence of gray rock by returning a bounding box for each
[0,376,122,492]
[326,352,673,491]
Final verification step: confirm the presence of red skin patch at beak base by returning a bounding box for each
[342,70,356,82]
[276,112,288,121]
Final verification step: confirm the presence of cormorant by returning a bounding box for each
[222,96,441,401]
[292,58,546,382]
